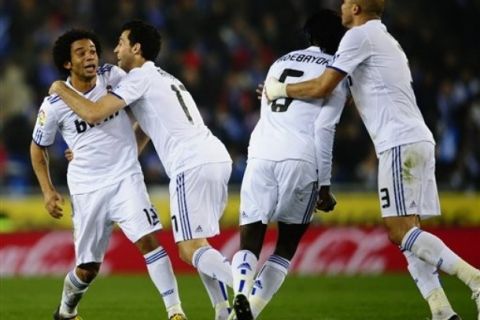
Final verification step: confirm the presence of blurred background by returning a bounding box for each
[1,0,480,193]
[0,0,479,276]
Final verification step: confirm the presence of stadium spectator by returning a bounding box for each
[264,0,480,319]
[30,29,186,320]
[49,21,233,320]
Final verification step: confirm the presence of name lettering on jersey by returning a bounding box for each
[276,53,330,65]
[74,111,120,133]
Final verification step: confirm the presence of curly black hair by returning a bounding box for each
[52,29,102,77]
[303,9,346,55]
[120,20,161,61]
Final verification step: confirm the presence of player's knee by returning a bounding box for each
[385,226,406,245]
[135,232,159,255]
[76,263,100,283]
[178,246,194,265]
[273,245,297,261]
[177,239,209,265]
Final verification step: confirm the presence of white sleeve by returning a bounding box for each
[330,28,370,75]
[105,64,127,88]
[314,80,347,185]
[32,98,59,147]
[111,69,149,106]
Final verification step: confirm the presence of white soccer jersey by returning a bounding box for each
[111,61,231,177]
[32,64,143,195]
[330,20,434,155]
[250,46,347,166]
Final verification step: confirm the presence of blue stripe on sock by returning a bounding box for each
[268,255,290,269]
[68,272,88,290]
[145,249,168,264]
[218,281,228,301]
[405,228,423,251]
[193,246,210,267]
[238,279,245,293]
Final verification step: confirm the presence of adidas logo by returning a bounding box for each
[237,262,252,271]
[409,201,417,209]
[195,225,203,233]
[241,211,248,218]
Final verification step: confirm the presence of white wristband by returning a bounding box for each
[265,77,287,100]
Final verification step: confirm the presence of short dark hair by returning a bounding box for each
[303,9,346,55]
[52,29,102,77]
[121,20,161,61]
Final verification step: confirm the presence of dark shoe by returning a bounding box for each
[232,294,253,320]
[53,306,82,320]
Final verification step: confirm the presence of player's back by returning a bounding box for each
[249,46,335,164]
[119,62,231,177]
[331,20,434,154]
[33,64,142,194]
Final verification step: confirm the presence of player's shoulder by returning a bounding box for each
[97,63,117,75]
[42,94,64,110]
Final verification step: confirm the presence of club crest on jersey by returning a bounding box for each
[37,109,46,127]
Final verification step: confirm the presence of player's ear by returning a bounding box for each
[132,43,141,55]
[352,3,361,15]
[63,61,72,71]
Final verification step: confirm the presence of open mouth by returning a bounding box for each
[84,64,96,72]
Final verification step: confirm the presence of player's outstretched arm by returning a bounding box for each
[30,142,65,219]
[49,81,126,123]
[265,68,346,101]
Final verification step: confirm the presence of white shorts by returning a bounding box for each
[169,162,231,242]
[240,159,318,225]
[378,141,440,219]
[71,173,161,265]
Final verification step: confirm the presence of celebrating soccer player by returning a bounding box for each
[31,30,186,320]
[264,1,480,319]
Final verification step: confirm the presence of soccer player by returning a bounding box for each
[264,1,480,319]
[229,10,347,320]
[48,21,233,320]
[30,30,187,320]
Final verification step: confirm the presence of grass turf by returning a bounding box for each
[0,274,476,319]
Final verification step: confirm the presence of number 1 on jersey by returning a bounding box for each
[171,84,194,124]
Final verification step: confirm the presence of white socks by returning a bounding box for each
[198,272,231,320]
[403,249,442,298]
[144,247,184,317]
[402,227,480,291]
[59,270,89,317]
[231,250,258,296]
[250,255,290,318]
[193,246,233,287]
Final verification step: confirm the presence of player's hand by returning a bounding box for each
[44,190,65,219]
[264,77,287,101]
[64,148,73,162]
[316,185,337,212]
[48,81,66,95]
[256,82,264,100]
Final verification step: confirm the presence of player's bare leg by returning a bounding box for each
[135,232,186,320]
[385,215,480,319]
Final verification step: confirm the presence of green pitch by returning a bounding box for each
[0,274,476,319]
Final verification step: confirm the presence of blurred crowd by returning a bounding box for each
[1,0,479,195]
